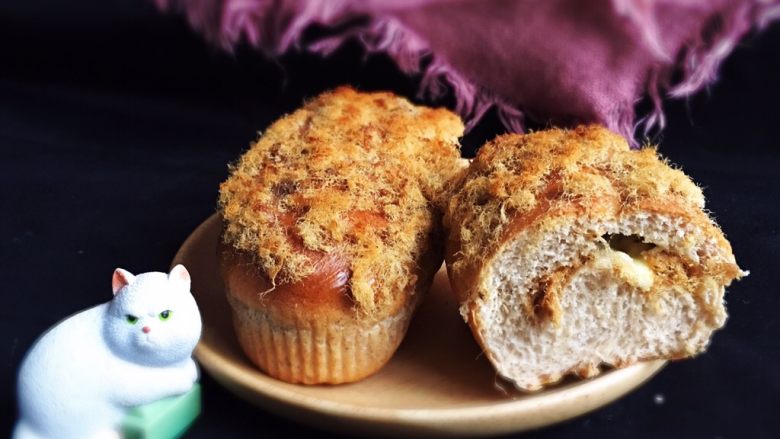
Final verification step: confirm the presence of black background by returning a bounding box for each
[1,0,779,437]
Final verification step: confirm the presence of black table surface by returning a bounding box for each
[2,2,779,438]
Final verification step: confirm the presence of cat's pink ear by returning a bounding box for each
[112,268,135,295]
[169,264,191,291]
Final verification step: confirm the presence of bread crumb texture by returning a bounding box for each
[219,87,463,312]
[444,125,743,303]
[444,125,745,390]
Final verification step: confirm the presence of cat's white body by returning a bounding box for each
[14,266,201,439]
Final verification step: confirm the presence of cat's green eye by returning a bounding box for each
[126,315,138,325]
[159,310,172,321]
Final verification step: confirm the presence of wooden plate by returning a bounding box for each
[172,215,665,437]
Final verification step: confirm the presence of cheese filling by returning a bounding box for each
[594,234,655,291]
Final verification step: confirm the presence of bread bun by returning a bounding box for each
[218,87,463,384]
[443,125,746,391]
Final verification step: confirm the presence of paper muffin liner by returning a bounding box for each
[227,297,413,384]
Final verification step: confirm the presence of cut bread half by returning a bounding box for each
[444,125,746,391]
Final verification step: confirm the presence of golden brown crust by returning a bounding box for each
[219,241,357,324]
[219,86,463,313]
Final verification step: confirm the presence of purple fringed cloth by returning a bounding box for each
[156,0,780,140]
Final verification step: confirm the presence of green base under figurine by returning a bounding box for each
[122,384,201,439]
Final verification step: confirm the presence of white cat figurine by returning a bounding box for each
[14,265,202,439]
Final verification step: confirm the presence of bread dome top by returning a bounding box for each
[219,87,463,312]
[444,124,730,284]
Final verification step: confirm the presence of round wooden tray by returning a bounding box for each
[172,215,665,437]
